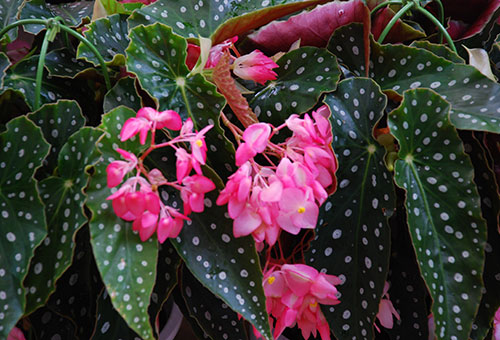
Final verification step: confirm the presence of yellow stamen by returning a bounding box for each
[195,139,203,147]
[267,276,276,284]
[309,301,318,308]
[297,207,306,214]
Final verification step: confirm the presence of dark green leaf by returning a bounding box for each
[45,48,94,78]
[0,116,50,338]
[180,265,250,340]
[76,14,130,66]
[248,46,340,126]
[23,127,103,314]
[103,76,143,113]
[460,132,500,340]
[0,0,24,42]
[27,99,85,176]
[305,78,394,340]
[20,0,93,35]
[86,106,157,340]
[409,41,465,64]
[126,23,235,177]
[28,306,77,339]
[0,53,9,89]
[388,89,487,340]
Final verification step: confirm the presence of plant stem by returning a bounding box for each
[433,0,445,44]
[415,4,457,53]
[377,2,415,44]
[34,27,52,110]
[58,24,112,91]
[370,0,403,16]
[0,19,47,41]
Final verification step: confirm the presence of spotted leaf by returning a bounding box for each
[0,116,50,338]
[460,132,500,340]
[409,41,465,64]
[87,106,157,340]
[126,23,235,177]
[28,306,77,339]
[23,127,103,314]
[180,265,250,340]
[305,78,395,340]
[20,0,94,35]
[148,241,181,337]
[44,48,94,78]
[0,0,24,42]
[1,56,73,110]
[388,89,487,340]
[128,0,328,43]
[27,100,85,176]
[90,289,142,340]
[103,77,142,113]
[77,14,130,66]
[247,46,340,126]
[45,226,103,340]
[0,53,9,89]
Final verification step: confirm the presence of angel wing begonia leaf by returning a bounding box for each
[248,0,370,54]
[86,106,157,340]
[28,306,77,338]
[0,116,49,339]
[305,78,395,340]
[388,89,486,340]
[0,53,9,89]
[103,76,142,113]
[44,48,94,79]
[0,0,24,42]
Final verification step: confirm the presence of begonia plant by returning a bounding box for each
[1,0,500,339]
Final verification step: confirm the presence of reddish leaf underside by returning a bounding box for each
[248,0,370,56]
[444,0,500,40]
[371,7,426,43]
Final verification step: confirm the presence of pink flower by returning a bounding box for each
[375,282,400,331]
[157,207,188,242]
[235,123,271,166]
[180,175,216,214]
[277,188,318,235]
[180,119,213,174]
[120,116,151,144]
[232,50,278,84]
[106,148,138,188]
[206,36,238,68]
[494,307,500,340]
[120,107,182,144]
[7,327,25,340]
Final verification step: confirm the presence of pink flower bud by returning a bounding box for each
[232,50,278,84]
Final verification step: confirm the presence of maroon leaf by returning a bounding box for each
[247,0,369,54]
[371,7,426,43]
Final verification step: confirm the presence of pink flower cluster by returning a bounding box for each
[261,264,341,340]
[216,105,337,248]
[106,107,215,242]
[186,37,278,84]
[375,282,400,332]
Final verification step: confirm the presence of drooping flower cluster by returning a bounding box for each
[106,107,215,242]
[216,105,337,248]
[375,282,400,332]
[261,264,341,340]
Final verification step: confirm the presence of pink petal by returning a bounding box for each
[260,180,283,202]
[125,192,146,217]
[157,217,173,243]
[157,110,182,130]
[242,123,271,153]
[106,161,128,188]
[233,207,261,237]
[235,143,256,166]
[7,327,26,340]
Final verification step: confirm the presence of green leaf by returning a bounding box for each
[23,127,103,314]
[460,132,500,340]
[0,53,9,89]
[27,100,86,176]
[180,265,250,340]
[0,0,24,42]
[305,78,394,340]
[388,89,487,340]
[128,0,328,43]
[44,48,94,78]
[28,306,77,338]
[86,106,157,340]
[76,14,130,66]
[126,23,235,177]
[409,41,465,64]
[1,56,73,110]
[148,241,181,336]
[91,289,142,340]
[0,116,50,338]
[248,46,340,126]
[103,76,142,113]
[45,226,103,340]
[20,0,94,35]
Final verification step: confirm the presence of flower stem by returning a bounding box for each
[34,27,52,110]
[370,0,403,16]
[415,3,457,53]
[377,2,415,44]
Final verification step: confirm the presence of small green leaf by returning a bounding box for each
[44,48,94,78]
[126,23,235,177]
[76,14,130,66]
[180,265,250,340]
[248,46,340,126]
[388,89,487,340]
[27,100,86,176]
[460,132,500,340]
[409,41,465,64]
[0,53,9,89]
[0,0,24,42]
[305,78,395,340]
[23,127,103,314]
[86,106,157,340]
[20,0,94,35]
[0,116,50,338]
[103,76,142,113]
